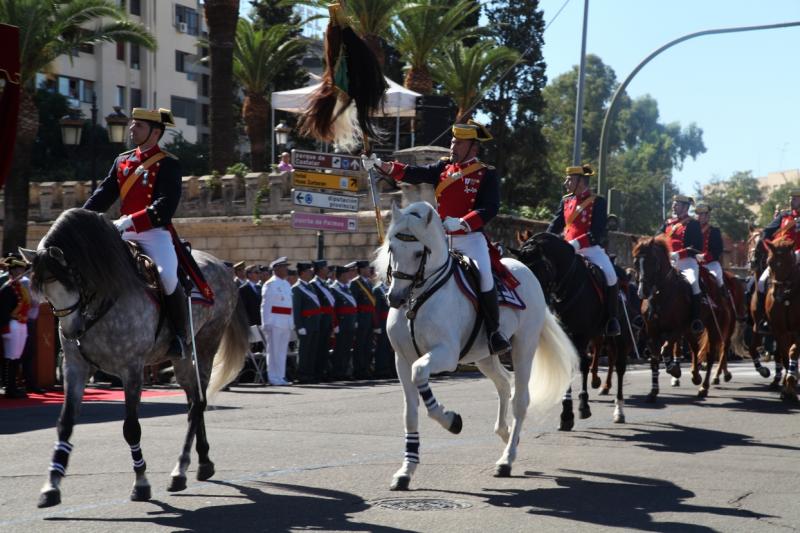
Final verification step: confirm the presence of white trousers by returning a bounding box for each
[265,325,291,383]
[451,232,493,291]
[704,260,724,287]
[673,256,701,295]
[577,245,617,286]
[123,227,179,294]
[2,320,28,360]
[758,250,800,293]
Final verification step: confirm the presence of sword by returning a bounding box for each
[368,167,385,243]
[186,293,204,403]
[619,292,642,360]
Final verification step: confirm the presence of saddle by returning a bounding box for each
[452,251,526,310]
[125,241,164,294]
[579,256,606,305]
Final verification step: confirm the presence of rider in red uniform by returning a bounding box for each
[363,120,511,355]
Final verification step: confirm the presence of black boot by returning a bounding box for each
[755,290,770,334]
[689,293,704,335]
[604,284,621,337]
[4,359,27,399]
[164,285,189,360]
[479,288,511,356]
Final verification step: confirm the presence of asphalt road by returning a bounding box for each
[0,361,798,532]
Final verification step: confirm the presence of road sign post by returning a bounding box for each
[292,188,360,212]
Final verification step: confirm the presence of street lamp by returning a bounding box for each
[274,121,291,153]
[105,106,129,144]
[59,110,84,147]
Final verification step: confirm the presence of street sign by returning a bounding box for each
[292,149,363,172]
[292,169,359,192]
[291,211,358,233]
[292,188,360,212]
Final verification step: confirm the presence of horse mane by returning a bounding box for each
[32,208,146,299]
[769,237,795,252]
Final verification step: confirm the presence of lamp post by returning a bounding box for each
[105,106,129,145]
[274,121,291,159]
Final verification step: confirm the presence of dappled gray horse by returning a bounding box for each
[21,208,248,508]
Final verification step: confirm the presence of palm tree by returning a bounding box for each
[430,40,519,121]
[0,0,156,254]
[391,0,480,94]
[233,19,305,171]
[203,0,240,173]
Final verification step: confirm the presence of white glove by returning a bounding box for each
[696,253,705,263]
[568,239,580,251]
[443,216,466,233]
[333,326,340,334]
[297,327,307,336]
[670,251,679,262]
[373,328,382,334]
[361,154,384,172]
[113,215,134,233]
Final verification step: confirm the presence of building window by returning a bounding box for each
[116,41,125,61]
[81,80,94,103]
[131,88,142,108]
[117,86,126,108]
[175,50,190,73]
[56,76,94,105]
[175,5,200,36]
[171,95,197,126]
[129,0,140,15]
[130,44,140,70]
[201,104,209,126]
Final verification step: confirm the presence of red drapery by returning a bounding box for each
[0,24,21,191]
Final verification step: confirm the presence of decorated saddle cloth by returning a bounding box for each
[452,252,525,310]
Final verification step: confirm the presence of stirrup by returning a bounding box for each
[605,318,621,337]
[489,331,511,356]
[690,319,704,335]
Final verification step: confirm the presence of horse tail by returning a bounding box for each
[530,309,579,410]
[207,293,249,399]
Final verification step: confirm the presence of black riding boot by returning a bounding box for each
[4,359,26,399]
[479,288,511,356]
[604,283,621,337]
[755,290,770,334]
[164,285,189,360]
[689,293,704,335]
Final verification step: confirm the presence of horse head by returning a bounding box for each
[376,202,447,308]
[515,232,575,296]
[632,236,671,299]
[764,238,797,283]
[747,229,767,274]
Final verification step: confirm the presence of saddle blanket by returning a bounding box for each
[454,267,526,310]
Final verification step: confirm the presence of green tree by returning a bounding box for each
[429,40,518,121]
[759,180,800,227]
[695,171,763,241]
[234,19,305,170]
[204,0,241,173]
[0,0,156,254]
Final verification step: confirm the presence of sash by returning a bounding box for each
[666,218,687,239]
[120,152,167,201]
[296,283,320,306]
[435,161,484,198]
[313,279,336,306]
[775,217,797,240]
[332,284,356,307]
[565,195,595,228]
[352,278,376,307]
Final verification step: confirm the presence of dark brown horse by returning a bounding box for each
[763,238,800,402]
[632,236,732,400]
[745,229,778,382]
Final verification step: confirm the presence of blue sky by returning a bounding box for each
[241,1,800,194]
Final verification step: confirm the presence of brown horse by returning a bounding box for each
[632,236,732,399]
[745,229,779,383]
[763,238,800,402]
[701,269,740,385]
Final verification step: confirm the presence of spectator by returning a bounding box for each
[372,278,395,378]
[261,257,294,386]
[19,274,44,393]
[258,265,272,286]
[292,262,321,384]
[277,152,294,173]
[1,255,32,399]
[329,263,357,380]
[287,269,298,286]
[233,261,246,287]
[349,260,376,380]
[311,260,336,381]
[239,264,262,326]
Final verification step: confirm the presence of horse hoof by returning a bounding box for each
[591,376,601,389]
[558,414,574,431]
[494,464,512,477]
[448,413,463,434]
[697,388,708,398]
[390,476,410,491]
[599,387,610,396]
[671,378,680,387]
[37,489,61,508]
[130,485,151,502]
[769,378,782,391]
[691,373,702,386]
[712,377,720,385]
[197,461,215,481]
[167,475,187,492]
[613,413,625,424]
[723,371,732,382]
[757,367,771,378]
[645,392,658,403]
[578,405,591,420]
[667,364,681,379]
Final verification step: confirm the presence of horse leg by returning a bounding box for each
[475,356,512,444]
[646,341,661,403]
[391,355,419,491]
[38,352,90,508]
[601,344,614,396]
[784,342,799,403]
[698,336,714,398]
[578,353,592,420]
[121,372,151,502]
[559,386,575,431]
[411,351,462,433]
[495,338,533,478]
[749,329,771,378]
[613,342,626,423]
[192,349,215,482]
[590,342,602,389]
[168,360,203,492]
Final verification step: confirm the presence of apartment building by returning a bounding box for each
[40,0,209,144]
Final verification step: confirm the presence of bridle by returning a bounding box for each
[523,241,581,309]
[386,232,432,289]
[41,264,114,340]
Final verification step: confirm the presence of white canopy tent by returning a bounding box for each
[270,76,421,161]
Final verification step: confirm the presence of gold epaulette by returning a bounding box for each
[119,148,136,157]
[161,150,178,159]
[562,193,573,199]
[440,156,451,162]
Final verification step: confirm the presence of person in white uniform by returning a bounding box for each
[260,257,294,386]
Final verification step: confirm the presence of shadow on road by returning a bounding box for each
[44,480,413,532]
[574,422,800,454]
[441,469,769,532]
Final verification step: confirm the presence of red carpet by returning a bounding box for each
[0,388,184,410]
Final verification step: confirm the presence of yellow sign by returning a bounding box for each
[292,170,358,192]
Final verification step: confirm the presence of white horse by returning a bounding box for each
[373,202,578,490]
